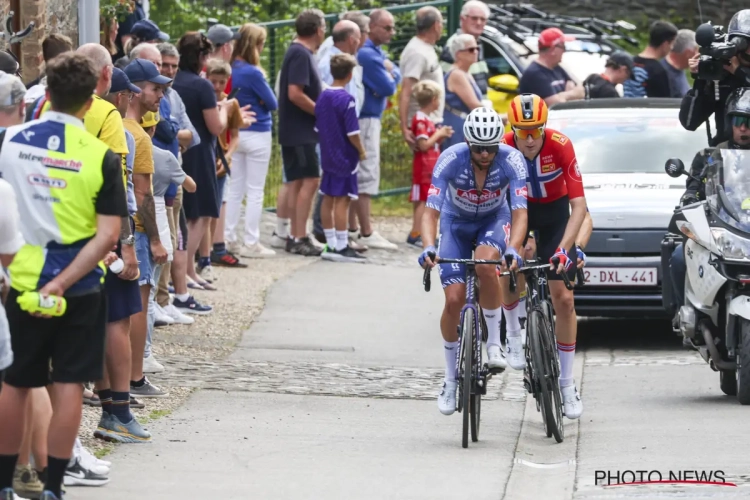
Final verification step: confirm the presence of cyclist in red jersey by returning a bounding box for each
[499,93,589,420]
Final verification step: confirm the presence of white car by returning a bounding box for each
[546,98,709,317]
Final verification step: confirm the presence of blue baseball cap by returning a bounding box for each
[110,67,141,94]
[131,20,170,42]
[124,58,172,85]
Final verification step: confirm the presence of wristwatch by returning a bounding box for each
[121,235,135,246]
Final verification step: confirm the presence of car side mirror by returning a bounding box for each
[665,158,685,178]
[488,74,520,93]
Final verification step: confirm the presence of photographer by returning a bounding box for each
[679,10,750,145]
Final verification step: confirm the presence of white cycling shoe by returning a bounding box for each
[506,336,526,370]
[487,344,507,370]
[438,380,458,415]
[561,384,583,419]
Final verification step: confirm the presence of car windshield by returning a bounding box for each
[706,149,750,232]
[547,113,708,174]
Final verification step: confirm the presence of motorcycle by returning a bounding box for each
[662,148,750,404]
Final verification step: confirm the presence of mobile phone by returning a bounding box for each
[227,88,240,100]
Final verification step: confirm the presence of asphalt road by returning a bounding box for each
[75,262,750,500]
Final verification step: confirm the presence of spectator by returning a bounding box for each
[204,23,239,92]
[276,9,327,256]
[440,0,490,96]
[316,53,366,263]
[172,33,231,285]
[408,80,452,246]
[518,27,585,104]
[0,52,126,500]
[155,42,212,317]
[124,19,170,57]
[123,58,170,399]
[226,23,279,258]
[0,52,20,79]
[101,15,119,60]
[352,8,401,250]
[583,51,634,99]
[662,29,698,98]
[0,172,22,381]
[623,21,678,98]
[24,34,74,104]
[441,33,483,149]
[115,0,146,60]
[399,6,445,148]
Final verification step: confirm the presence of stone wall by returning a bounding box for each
[1,0,78,83]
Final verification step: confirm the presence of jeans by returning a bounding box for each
[670,243,686,313]
[145,264,163,359]
[225,130,273,246]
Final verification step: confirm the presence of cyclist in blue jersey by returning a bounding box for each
[419,107,529,415]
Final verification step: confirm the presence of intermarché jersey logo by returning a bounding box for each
[19,151,82,172]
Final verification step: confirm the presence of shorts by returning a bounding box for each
[319,171,358,199]
[281,144,320,182]
[437,210,511,288]
[410,183,430,203]
[104,268,142,323]
[358,117,381,195]
[4,288,107,387]
[176,205,188,251]
[135,231,156,287]
[526,196,577,281]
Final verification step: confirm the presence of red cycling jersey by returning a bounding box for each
[502,129,584,204]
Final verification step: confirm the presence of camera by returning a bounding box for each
[695,22,749,80]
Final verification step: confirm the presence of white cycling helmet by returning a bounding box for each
[463,107,504,146]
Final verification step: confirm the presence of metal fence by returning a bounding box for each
[242,0,461,208]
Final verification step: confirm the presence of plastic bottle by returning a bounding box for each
[17,292,67,317]
[109,258,124,274]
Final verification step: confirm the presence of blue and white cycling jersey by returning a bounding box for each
[426,143,528,218]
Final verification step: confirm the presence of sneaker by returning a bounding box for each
[129,396,144,409]
[94,413,152,444]
[13,464,43,499]
[198,264,217,283]
[173,295,213,315]
[406,233,423,247]
[487,344,507,370]
[561,384,583,420]
[358,231,398,251]
[82,387,100,407]
[308,233,325,250]
[75,443,110,477]
[163,303,195,324]
[130,377,168,398]
[270,232,290,249]
[438,380,458,415]
[143,353,165,373]
[240,242,276,258]
[154,304,174,328]
[211,249,248,267]
[349,236,368,252]
[63,456,109,487]
[0,488,14,500]
[289,237,322,257]
[338,246,366,263]
[506,336,526,370]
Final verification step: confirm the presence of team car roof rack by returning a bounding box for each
[487,3,639,55]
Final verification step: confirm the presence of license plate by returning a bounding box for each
[583,267,658,286]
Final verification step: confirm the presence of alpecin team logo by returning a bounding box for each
[427,184,441,197]
[503,222,511,246]
[515,186,528,199]
[456,188,502,204]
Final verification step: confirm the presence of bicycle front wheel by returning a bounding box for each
[460,308,474,449]
[528,309,564,443]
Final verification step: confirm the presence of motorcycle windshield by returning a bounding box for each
[706,149,750,232]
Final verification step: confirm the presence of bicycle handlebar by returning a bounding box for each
[423,252,436,292]
[551,257,574,291]
[505,254,517,294]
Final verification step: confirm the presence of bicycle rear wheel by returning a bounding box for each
[539,307,564,441]
[460,308,474,449]
[528,309,564,443]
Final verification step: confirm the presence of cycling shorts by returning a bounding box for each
[525,196,576,281]
[437,208,511,288]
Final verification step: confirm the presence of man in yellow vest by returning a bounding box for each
[0,53,127,500]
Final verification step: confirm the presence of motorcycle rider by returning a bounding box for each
[680,10,750,146]
[670,88,750,321]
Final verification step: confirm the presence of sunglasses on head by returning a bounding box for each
[469,144,499,154]
[513,126,545,140]
[733,115,750,128]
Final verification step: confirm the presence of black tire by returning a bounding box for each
[470,393,481,442]
[461,309,474,448]
[528,309,564,443]
[540,310,565,443]
[737,319,750,404]
[720,369,737,396]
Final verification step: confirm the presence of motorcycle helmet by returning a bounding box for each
[725,88,750,148]
[508,93,548,129]
[463,107,504,146]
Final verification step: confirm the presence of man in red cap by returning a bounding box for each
[519,27,585,105]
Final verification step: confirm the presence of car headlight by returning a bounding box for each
[711,228,750,261]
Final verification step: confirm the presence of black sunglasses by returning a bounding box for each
[469,144,499,154]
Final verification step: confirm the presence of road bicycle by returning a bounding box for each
[500,256,583,443]
[422,249,506,449]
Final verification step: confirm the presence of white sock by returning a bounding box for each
[335,230,348,251]
[503,300,522,338]
[444,340,459,382]
[482,306,502,348]
[176,293,190,302]
[557,341,576,387]
[324,228,336,249]
[276,217,290,238]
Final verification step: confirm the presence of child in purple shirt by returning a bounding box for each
[315,54,366,263]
